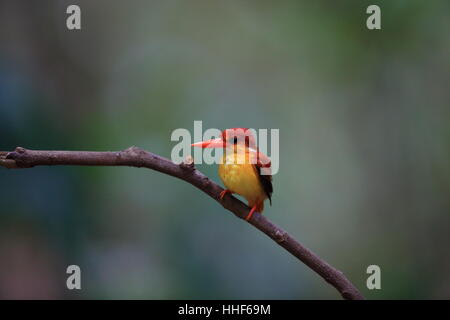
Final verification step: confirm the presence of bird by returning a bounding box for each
[192,128,273,221]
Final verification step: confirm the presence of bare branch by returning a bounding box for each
[0,146,364,300]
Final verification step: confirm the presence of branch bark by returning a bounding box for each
[0,146,364,300]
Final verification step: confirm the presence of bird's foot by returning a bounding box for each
[219,189,232,201]
[245,205,258,221]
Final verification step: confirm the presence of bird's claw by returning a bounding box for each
[219,189,232,201]
[245,205,257,221]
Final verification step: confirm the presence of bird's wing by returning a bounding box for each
[251,151,273,205]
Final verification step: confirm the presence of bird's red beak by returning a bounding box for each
[191,138,224,148]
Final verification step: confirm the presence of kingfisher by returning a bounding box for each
[192,128,273,221]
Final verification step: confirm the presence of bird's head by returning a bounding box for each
[191,128,257,149]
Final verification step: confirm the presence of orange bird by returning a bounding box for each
[192,128,273,221]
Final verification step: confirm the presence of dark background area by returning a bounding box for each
[0,0,449,299]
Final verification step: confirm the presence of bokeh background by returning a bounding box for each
[0,0,449,299]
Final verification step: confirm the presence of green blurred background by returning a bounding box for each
[0,0,449,299]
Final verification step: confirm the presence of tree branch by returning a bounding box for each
[0,146,364,300]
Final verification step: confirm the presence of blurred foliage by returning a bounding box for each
[0,0,449,299]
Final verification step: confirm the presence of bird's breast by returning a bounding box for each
[218,152,266,203]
